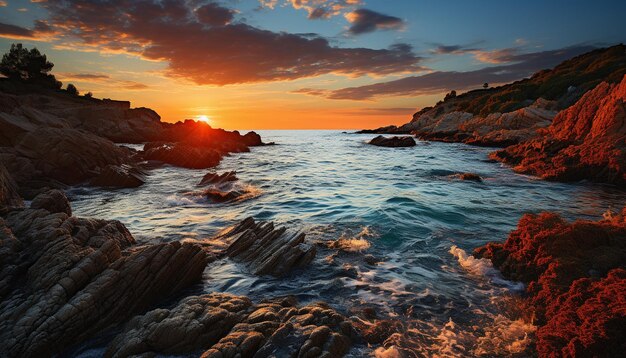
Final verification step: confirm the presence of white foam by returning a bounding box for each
[165,194,198,206]
[449,245,524,291]
[474,314,536,356]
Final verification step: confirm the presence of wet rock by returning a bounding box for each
[458,173,482,182]
[29,189,71,216]
[216,217,317,276]
[490,74,626,184]
[199,171,238,186]
[89,164,146,188]
[143,142,221,169]
[107,294,355,358]
[204,188,245,203]
[0,161,23,211]
[368,135,416,148]
[354,319,405,345]
[475,210,626,356]
[0,203,210,357]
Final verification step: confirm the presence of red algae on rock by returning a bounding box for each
[491,74,626,185]
[475,210,626,357]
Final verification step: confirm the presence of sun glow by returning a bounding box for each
[196,115,212,124]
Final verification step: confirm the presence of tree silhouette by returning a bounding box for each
[66,83,79,96]
[0,43,61,88]
[483,83,489,89]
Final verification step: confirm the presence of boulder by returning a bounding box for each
[89,164,146,188]
[474,209,626,356]
[106,294,355,358]
[458,173,482,182]
[0,203,210,357]
[199,171,238,186]
[368,135,416,148]
[143,142,221,169]
[491,75,626,184]
[29,189,72,216]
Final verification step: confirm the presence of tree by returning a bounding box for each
[66,83,79,96]
[483,83,489,89]
[84,92,93,98]
[0,43,54,81]
[444,90,457,101]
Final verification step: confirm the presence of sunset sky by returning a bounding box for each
[1,0,625,129]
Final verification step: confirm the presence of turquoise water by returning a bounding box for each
[70,130,626,356]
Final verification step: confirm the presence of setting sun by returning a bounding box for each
[196,115,212,124]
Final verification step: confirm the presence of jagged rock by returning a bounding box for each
[106,293,355,358]
[0,204,210,357]
[0,161,23,211]
[29,189,72,216]
[491,75,626,184]
[199,171,238,186]
[213,218,317,276]
[90,164,146,188]
[368,135,416,148]
[457,173,482,182]
[474,209,626,357]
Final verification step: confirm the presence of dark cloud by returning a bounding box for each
[430,43,481,55]
[195,2,235,26]
[298,45,595,100]
[345,9,404,35]
[62,73,110,80]
[32,0,422,85]
[0,22,34,38]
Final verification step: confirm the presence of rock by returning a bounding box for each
[106,293,355,358]
[204,188,246,203]
[89,164,146,188]
[29,189,72,216]
[0,161,23,211]
[474,209,626,356]
[143,142,221,169]
[490,74,626,184]
[368,135,416,148]
[458,173,482,182]
[0,203,210,357]
[215,217,317,276]
[354,319,405,345]
[199,171,238,186]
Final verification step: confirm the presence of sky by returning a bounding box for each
[0,0,625,130]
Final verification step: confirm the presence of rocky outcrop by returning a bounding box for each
[491,75,626,184]
[143,142,222,169]
[0,192,210,357]
[89,164,147,188]
[106,294,355,358]
[199,171,238,186]
[211,218,317,276]
[0,161,22,211]
[359,45,626,147]
[29,189,72,216]
[368,135,416,148]
[474,210,626,357]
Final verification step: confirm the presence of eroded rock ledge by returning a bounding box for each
[0,190,210,357]
[474,209,626,357]
[106,293,355,358]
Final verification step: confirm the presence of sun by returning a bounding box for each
[196,115,212,124]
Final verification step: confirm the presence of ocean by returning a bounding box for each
[68,130,626,356]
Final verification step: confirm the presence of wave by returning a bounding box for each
[449,245,524,291]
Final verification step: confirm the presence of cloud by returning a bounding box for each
[122,81,149,90]
[0,22,34,39]
[296,45,595,100]
[472,47,522,64]
[260,0,362,19]
[345,9,405,35]
[31,0,422,85]
[430,43,482,55]
[0,1,7,7]
[59,73,111,80]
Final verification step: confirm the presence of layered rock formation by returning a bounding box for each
[106,294,355,358]
[213,217,317,276]
[0,190,210,357]
[199,171,238,186]
[475,210,626,357]
[359,45,626,147]
[491,75,626,184]
[368,135,416,147]
[0,162,22,211]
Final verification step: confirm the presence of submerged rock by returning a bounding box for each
[106,293,355,358]
[215,217,317,276]
[475,210,626,357]
[0,200,210,357]
[458,173,482,182]
[89,164,147,188]
[368,135,416,148]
